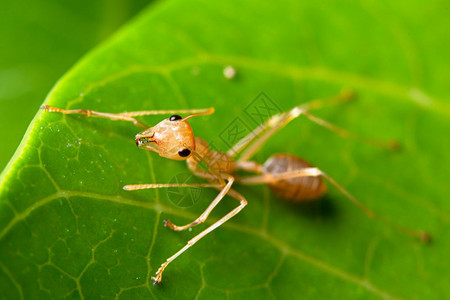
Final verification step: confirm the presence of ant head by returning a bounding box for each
[135,114,195,160]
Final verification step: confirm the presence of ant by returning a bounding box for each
[41,90,430,285]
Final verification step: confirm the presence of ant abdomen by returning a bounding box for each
[263,154,327,201]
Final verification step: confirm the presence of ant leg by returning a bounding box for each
[237,166,374,218]
[41,105,149,128]
[41,106,214,129]
[237,167,430,243]
[164,175,233,231]
[228,90,395,162]
[124,175,235,232]
[151,188,247,284]
[227,90,354,159]
[123,182,222,190]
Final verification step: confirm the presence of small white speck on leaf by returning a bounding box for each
[223,65,236,79]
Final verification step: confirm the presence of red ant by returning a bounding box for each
[41,90,429,284]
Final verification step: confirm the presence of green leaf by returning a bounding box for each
[0,0,151,170]
[1,0,449,299]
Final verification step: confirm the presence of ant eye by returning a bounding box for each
[178,149,191,157]
[170,115,182,121]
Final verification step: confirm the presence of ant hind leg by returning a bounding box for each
[237,167,430,243]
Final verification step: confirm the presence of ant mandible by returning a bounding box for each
[41,90,429,285]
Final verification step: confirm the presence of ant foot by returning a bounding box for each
[40,105,61,113]
[151,274,162,285]
[151,263,168,285]
[164,219,182,231]
[418,231,432,244]
[340,88,356,101]
[387,139,401,151]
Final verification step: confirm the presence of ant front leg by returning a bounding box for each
[41,105,149,128]
[41,105,214,129]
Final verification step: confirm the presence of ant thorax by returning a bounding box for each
[187,137,235,176]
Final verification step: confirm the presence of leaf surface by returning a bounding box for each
[0,0,150,169]
[1,0,449,299]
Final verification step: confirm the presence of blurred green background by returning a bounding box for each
[0,0,151,172]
